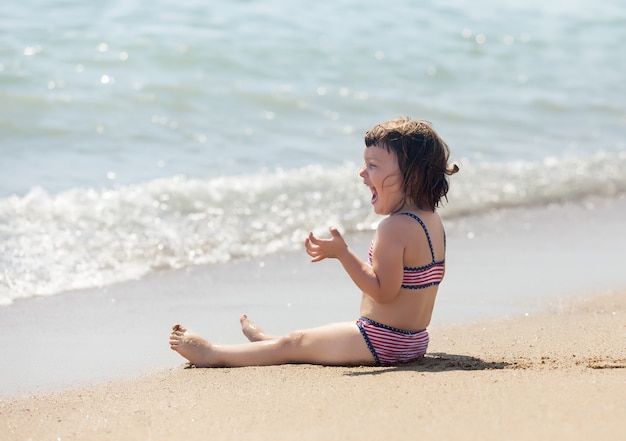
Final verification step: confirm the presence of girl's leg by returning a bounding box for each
[240,314,275,342]
[169,321,375,367]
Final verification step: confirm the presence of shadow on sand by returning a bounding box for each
[345,352,511,376]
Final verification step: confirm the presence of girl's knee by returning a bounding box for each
[278,330,305,349]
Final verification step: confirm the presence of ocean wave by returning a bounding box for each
[1,151,624,305]
[445,151,626,215]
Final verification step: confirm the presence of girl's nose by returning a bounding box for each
[358,164,366,178]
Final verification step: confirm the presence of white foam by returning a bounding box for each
[1,152,625,304]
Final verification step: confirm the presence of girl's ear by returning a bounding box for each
[447,163,460,175]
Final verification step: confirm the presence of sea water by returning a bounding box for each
[1,0,625,305]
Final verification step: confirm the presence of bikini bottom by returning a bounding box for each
[356,317,429,366]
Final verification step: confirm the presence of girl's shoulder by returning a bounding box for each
[383,209,441,225]
[378,210,443,240]
[376,212,422,238]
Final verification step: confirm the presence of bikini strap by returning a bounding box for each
[398,212,436,262]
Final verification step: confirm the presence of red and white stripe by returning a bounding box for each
[402,263,445,288]
[358,318,429,365]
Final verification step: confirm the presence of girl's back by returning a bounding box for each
[359,209,446,331]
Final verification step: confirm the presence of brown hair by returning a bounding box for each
[364,117,458,211]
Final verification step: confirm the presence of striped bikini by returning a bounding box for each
[359,212,444,365]
[357,317,429,365]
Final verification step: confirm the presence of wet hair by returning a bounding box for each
[364,117,459,211]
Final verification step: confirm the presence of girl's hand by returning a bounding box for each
[305,227,348,262]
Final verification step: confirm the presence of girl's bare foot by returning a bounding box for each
[169,324,217,367]
[240,315,274,342]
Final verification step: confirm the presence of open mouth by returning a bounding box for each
[370,187,378,204]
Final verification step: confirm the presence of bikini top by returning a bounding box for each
[367,212,445,290]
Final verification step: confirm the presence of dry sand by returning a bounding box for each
[2,290,624,441]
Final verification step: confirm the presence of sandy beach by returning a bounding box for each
[2,289,624,440]
[3,196,626,396]
[1,197,626,440]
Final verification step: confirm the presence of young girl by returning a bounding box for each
[169,117,458,367]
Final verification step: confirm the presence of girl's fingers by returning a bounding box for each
[307,231,319,244]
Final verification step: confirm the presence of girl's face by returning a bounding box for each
[359,145,404,215]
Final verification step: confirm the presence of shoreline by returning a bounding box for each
[2,289,624,440]
[1,195,626,397]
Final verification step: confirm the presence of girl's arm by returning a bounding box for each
[305,220,404,303]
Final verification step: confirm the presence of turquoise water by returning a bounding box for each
[1,0,625,304]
